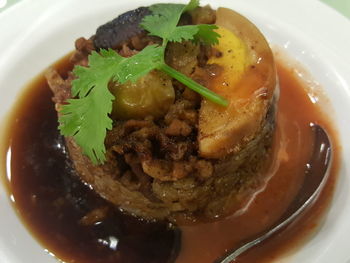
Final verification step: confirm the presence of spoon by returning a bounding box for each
[215,123,332,263]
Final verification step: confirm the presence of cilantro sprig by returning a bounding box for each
[140,0,219,46]
[59,0,227,164]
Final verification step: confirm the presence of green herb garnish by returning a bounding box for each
[59,0,227,164]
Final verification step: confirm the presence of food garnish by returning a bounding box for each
[59,0,226,164]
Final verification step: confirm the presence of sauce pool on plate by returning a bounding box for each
[0,54,340,263]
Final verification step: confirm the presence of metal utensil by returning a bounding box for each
[216,123,332,263]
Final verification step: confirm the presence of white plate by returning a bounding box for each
[0,0,350,262]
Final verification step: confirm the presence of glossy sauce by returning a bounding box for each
[176,62,340,263]
[1,56,339,263]
[2,57,180,263]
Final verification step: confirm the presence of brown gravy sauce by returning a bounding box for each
[176,62,340,263]
[1,54,340,263]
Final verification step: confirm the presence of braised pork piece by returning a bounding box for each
[46,5,278,221]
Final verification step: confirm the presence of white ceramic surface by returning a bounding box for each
[0,0,350,262]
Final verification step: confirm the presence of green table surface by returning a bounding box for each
[0,0,350,18]
[322,0,350,18]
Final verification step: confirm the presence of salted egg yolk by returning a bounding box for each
[207,26,249,96]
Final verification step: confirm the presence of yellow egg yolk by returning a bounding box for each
[207,26,249,97]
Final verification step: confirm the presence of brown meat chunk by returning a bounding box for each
[119,43,138,57]
[141,159,192,181]
[165,119,192,136]
[190,6,216,24]
[195,159,214,179]
[45,68,71,109]
[70,37,94,66]
[164,99,198,124]
[75,37,95,54]
[165,41,200,77]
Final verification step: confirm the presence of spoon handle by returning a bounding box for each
[216,124,332,263]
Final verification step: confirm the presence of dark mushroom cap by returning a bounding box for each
[94,7,151,50]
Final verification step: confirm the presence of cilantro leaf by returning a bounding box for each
[141,0,219,46]
[193,24,220,45]
[59,46,164,164]
[168,24,220,44]
[184,0,200,12]
[59,49,119,164]
[167,25,199,42]
[140,0,200,43]
[113,45,164,84]
[71,49,122,97]
[59,89,114,164]
[140,4,184,41]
